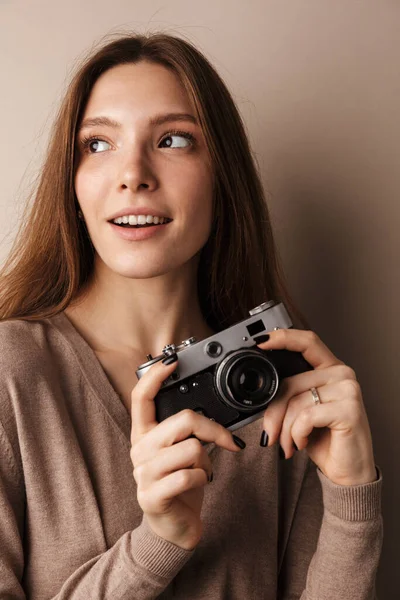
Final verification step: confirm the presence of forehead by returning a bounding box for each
[83,61,195,117]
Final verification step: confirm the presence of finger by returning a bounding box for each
[133,437,213,488]
[290,380,363,449]
[290,401,346,450]
[279,390,315,455]
[262,364,357,445]
[130,356,179,442]
[256,328,343,370]
[138,469,208,514]
[134,408,242,464]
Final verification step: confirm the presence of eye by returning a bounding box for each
[159,130,195,149]
[80,136,111,153]
[79,130,196,154]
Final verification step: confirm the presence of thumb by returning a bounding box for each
[130,355,178,442]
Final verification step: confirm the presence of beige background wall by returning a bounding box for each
[1,1,398,597]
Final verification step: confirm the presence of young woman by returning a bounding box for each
[0,33,382,599]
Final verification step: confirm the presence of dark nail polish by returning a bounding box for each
[279,445,286,460]
[233,434,246,449]
[208,472,214,483]
[260,430,269,447]
[253,334,270,344]
[162,353,178,365]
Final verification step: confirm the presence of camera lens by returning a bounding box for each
[215,349,278,411]
[237,366,264,394]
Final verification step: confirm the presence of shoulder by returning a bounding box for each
[0,319,59,482]
[0,318,61,374]
[0,317,45,353]
[0,318,71,442]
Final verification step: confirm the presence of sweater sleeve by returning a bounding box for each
[278,457,383,600]
[0,420,195,599]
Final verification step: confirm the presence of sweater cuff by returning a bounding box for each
[130,516,196,579]
[317,465,382,521]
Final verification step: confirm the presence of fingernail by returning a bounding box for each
[253,334,270,344]
[260,430,269,447]
[162,353,178,365]
[208,472,214,483]
[279,445,286,460]
[233,434,246,449]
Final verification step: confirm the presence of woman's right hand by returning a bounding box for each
[130,356,244,551]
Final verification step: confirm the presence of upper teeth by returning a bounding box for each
[112,215,168,225]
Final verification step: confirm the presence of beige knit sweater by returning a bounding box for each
[0,313,383,599]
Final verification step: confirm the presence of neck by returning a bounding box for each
[65,254,215,361]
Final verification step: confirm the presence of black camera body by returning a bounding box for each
[135,301,313,434]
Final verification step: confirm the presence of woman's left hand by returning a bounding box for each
[257,329,377,486]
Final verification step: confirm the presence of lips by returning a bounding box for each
[109,220,171,241]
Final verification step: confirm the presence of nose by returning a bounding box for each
[118,148,158,192]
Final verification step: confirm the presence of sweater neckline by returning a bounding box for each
[47,310,217,456]
[47,310,132,446]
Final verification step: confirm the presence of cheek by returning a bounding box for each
[181,194,213,251]
[74,164,107,207]
[182,164,214,222]
[74,168,89,205]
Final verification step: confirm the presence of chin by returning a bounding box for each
[95,240,205,280]
[105,257,183,280]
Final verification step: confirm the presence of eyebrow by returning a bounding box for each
[78,112,198,131]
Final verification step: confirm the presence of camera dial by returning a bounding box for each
[248,300,276,316]
[162,344,177,356]
[180,337,197,347]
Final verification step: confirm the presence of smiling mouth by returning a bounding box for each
[111,218,173,229]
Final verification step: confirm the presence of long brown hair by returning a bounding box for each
[0,32,309,331]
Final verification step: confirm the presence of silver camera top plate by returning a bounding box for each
[135,301,292,385]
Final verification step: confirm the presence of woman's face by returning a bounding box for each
[74,61,214,280]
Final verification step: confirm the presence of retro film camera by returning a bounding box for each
[135,300,313,435]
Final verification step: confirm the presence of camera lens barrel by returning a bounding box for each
[214,349,279,411]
